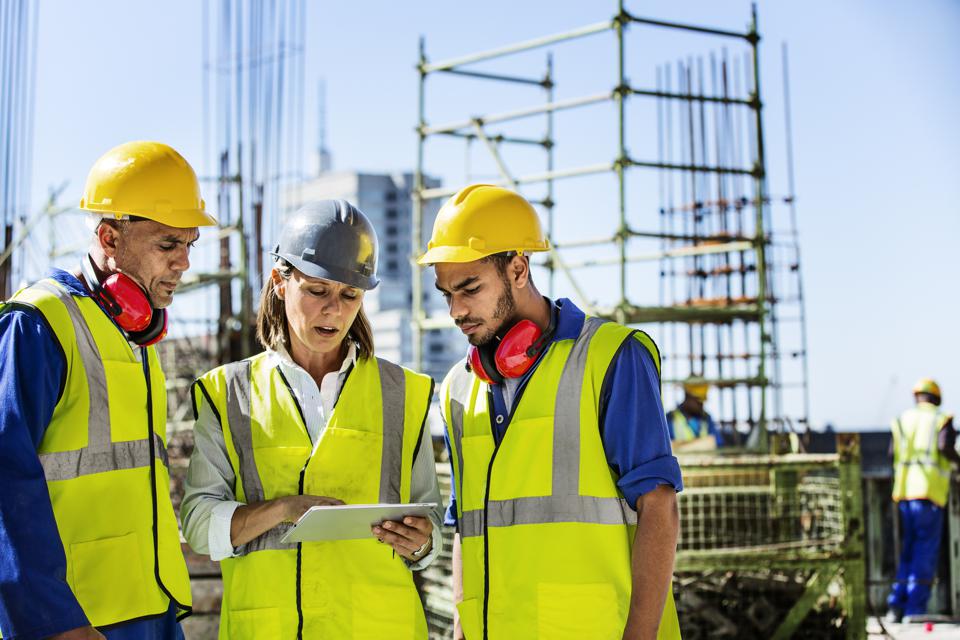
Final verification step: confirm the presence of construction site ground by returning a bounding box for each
[867,616,960,639]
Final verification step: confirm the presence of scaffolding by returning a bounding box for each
[412,2,810,446]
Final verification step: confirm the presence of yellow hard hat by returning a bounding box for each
[417,184,549,265]
[79,141,216,228]
[913,378,941,399]
[683,380,710,401]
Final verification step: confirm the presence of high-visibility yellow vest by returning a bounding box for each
[193,352,433,639]
[892,402,954,507]
[442,317,681,640]
[7,279,191,626]
[668,409,708,442]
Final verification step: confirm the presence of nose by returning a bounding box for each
[321,294,343,317]
[171,246,190,273]
[449,294,468,321]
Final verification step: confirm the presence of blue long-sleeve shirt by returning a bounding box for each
[0,270,181,640]
[444,298,683,526]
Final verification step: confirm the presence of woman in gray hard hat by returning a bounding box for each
[181,200,441,638]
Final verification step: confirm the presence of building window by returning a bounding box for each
[386,225,398,237]
[386,207,398,220]
[387,260,399,271]
[386,192,397,202]
[387,241,399,253]
[429,343,445,354]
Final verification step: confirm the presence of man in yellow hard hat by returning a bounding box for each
[886,378,960,623]
[0,141,216,639]
[666,378,726,450]
[419,184,682,639]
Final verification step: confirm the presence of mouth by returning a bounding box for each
[159,281,179,293]
[314,325,339,337]
[458,322,481,336]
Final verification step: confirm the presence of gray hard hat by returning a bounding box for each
[270,200,380,290]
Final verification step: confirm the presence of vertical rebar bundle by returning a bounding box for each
[202,0,306,361]
[0,0,39,298]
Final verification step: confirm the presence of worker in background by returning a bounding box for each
[667,379,724,450]
[0,141,215,639]
[886,378,960,624]
[419,184,682,640]
[181,201,443,638]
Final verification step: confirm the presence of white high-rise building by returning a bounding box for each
[284,171,463,390]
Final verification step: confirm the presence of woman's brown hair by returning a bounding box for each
[255,259,374,358]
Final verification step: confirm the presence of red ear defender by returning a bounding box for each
[467,345,496,385]
[82,256,168,346]
[101,273,154,333]
[493,319,543,378]
[465,319,550,384]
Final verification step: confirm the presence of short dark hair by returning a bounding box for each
[481,252,515,276]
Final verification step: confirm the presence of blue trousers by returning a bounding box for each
[887,499,944,616]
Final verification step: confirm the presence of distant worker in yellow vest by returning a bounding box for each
[886,378,960,623]
[419,184,682,640]
[181,200,443,638]
[0,141,215,638]
[666,379,725,451]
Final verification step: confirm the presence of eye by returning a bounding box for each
[342,290,359,300]
[159,243,177,251]
[464,286,480,295]
[308,288,328,297]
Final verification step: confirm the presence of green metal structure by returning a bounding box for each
[411,2,811,445]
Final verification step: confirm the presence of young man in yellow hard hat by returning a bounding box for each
[0,141,216,639]
[666,379,726,450]
[886,378,959,624]
[419,184,682,640]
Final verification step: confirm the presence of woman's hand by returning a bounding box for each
[280,495,345,523]
[231,495,344,547]
[371,516,434,561]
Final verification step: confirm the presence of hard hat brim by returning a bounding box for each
[417,244,548,266]
[272,252,379,291]
[81,206,218,228]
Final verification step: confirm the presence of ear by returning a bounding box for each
[510,255,530,289]
[96,221,121,258]
[270,268,287,300]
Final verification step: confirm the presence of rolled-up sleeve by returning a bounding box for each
[600,337,683,510]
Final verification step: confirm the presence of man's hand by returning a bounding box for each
[50,626,106,640]
[371,516,433,561]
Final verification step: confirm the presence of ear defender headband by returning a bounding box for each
[465,305,557,385]
[82,255,168,347]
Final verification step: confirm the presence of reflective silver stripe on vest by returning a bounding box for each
[223,360,266,504]
[32,281,167,481]
[450,317,639,538]
[221,360,294,552]
[376,358,406,504]
[41,433,169,482]
[460,496,637,538]
[446,361,473,533]
[552,317,604,497]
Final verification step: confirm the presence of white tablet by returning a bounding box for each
[278,503,439,543]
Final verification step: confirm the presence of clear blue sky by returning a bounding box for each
[27,0,960,428]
